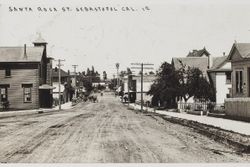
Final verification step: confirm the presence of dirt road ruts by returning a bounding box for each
[0,93,249,163]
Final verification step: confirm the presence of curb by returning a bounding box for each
[128,104,250,154]
[0,108,60,119]
[151,112,250,153]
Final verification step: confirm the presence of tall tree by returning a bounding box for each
[148,62,180,108]
[103,71,107,80]
[86,68,90,76]
[176,60,215,102]
[188,68,215,102]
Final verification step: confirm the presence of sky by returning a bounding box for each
[1,0,250,78]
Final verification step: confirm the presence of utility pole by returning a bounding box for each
[72,65,78,98]
[54,59,65,111]
[127,69,135,107]
[131,63,154,112]
[115,63,120,89]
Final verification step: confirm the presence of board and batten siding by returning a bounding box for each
[225,98,250,121]
[0,69,39,110]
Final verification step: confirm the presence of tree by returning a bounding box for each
[188,68,215,102]
[82,80,93,92]
[176,60,215,102]
[176,60,193,102]
[108,79,116,90]
[148,61,215,109]
[103,71,107,80]
[149,71,155,75]
[87,68,90,76]
[148,62,180,108]
[120,70,127,77]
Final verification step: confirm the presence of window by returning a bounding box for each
[0,88,7,102]
[5,68,11,77]
[22,84,32,103]
[0,84,9,102]
[225,71,231,84]
[236,71,243,93]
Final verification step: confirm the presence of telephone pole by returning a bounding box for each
[127,69,135,107]
[115,63,120,89]
[72,65,78,98]
[131,63,154,112]
[54,59,65,111]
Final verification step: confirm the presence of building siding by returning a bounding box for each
[230,48,250,98]
[231,60,250,98]
[0,69,39,109]
[215,73,230,104]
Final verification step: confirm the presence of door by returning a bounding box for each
[39,89,53,108]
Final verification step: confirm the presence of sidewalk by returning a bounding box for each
[130,103,250,136]
[0,102,73,118]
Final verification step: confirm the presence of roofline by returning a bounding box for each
[207,69,232,72]
[0,61,41,63]
[0,46,44,48]
[211,56,230,70]
[227,43,244,61]
[172,57,209,59]
[33,41,48,44]
[200,48,211,56]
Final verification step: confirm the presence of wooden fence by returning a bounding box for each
[178,101,224,112]
[225,98,250,120]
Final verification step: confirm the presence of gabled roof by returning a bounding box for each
[33,34,47,44]
[172,57,209,75]
[0,46,44,63]
[52,68,69,77]
[228,43,250,60]
[187,47,210,57]
[208,56,231,72]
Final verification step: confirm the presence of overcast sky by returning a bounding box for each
[1,0,250,78]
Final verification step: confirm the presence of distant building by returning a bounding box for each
[172,47,211,78]
[0,36,54,110]
[172,47,211,103]
[123,74,156,103]
[52,68,70,103]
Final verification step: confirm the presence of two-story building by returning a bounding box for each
[0,36,54,110]
[122,74,156,103]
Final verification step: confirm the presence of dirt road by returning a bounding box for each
[0,93,249,163]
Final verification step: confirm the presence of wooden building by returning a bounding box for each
[0,36,54,110]
[225,42,250,120]
[227,43,250,97]
[207,55,232,104]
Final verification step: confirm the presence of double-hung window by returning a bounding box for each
[22,84,33,103]
[0,84,10,102]
[236,70,243,93]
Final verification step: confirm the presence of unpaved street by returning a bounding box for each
[0,93,249,163]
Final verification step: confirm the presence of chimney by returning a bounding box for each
[23,44,27,59]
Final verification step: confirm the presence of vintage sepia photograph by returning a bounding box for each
[0,0,250,164]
